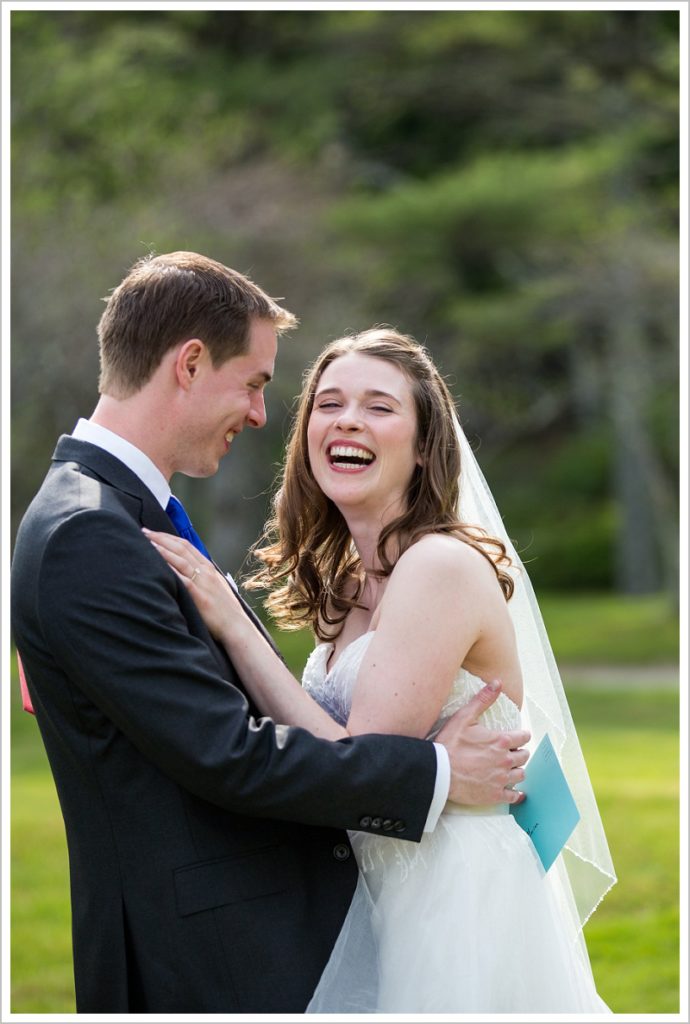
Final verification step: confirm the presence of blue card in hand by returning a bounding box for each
[509,733,580,872]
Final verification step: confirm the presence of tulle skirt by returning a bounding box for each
[308,805,610,1014]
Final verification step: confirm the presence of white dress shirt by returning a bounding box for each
[72,417,171,508]
[71,418,451,830]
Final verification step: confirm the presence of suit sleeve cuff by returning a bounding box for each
[423,743,450,832]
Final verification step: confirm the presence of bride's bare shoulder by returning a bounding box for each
[395,532,496,583]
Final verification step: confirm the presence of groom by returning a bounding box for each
[11,251,530,1013]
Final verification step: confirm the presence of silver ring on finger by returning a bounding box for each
[190,566,201,583]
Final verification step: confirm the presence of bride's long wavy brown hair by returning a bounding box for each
[246,327,514,640]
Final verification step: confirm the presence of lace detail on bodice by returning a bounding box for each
[302,630,521,736]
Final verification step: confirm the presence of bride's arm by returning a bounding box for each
[346,535,493,738]
[143,530,347,741]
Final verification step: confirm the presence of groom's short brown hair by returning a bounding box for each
[98,251,297,398]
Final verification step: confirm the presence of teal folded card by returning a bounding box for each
[509,733,580,872]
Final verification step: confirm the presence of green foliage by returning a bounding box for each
[480,428,616,589]
[10,9,679,589]
[12,12,255,210]
[521,508,617,590]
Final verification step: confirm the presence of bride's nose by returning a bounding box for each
[334,405,363,431]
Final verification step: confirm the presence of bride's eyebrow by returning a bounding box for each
[365,389,401,405]
[314,386,402,405]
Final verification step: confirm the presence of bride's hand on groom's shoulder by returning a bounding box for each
[143,529,246,643]
[436,680,530,807]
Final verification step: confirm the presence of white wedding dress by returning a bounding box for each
[304,631,610,1014]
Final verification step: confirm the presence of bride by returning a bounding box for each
[147,327,616,1012]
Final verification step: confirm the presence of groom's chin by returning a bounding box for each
[178,457,225,480]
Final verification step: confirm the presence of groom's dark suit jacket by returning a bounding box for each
[11,437,437,1013]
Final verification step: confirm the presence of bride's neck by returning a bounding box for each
[346,513,400,577]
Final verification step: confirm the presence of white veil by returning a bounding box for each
[456,417,617,933]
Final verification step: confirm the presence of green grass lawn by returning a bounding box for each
[566,689,680,1012]
[537,591,679,664]
[9,590,681,1012]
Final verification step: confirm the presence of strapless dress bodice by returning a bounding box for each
[302,630,521,736]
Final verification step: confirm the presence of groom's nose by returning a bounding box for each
[247,391,267,429]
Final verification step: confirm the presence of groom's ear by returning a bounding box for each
[175,339,207,389]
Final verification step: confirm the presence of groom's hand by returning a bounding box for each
[436,680,530,806]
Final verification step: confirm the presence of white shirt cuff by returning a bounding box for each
[423,743,450,832]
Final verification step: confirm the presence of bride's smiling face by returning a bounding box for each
[307,352,421,521]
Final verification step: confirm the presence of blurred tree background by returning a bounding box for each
[11,7,679,597]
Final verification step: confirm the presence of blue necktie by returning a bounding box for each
[165,495,212,561]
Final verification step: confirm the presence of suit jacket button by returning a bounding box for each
[333,843,351,861]
[359,816,372,828]
[371,817,383,829]
[382,818,394,830]
[393,820,406,832]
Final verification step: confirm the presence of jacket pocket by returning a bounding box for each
[173,846,293,917]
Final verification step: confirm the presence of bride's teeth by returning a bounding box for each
[329,445,374,462]
[329,444,375,469]
[225,432,234,443]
